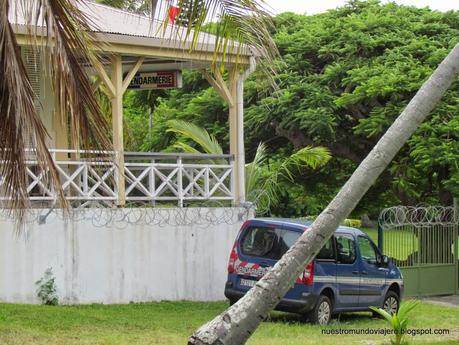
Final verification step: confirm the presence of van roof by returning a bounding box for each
[251,218,366,236]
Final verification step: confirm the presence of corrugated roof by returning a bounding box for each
[9,0,252,57]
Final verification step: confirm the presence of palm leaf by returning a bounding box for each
[283,146,332,174]
[392,312,400,331]
[261,146,330,195]
[245,142,267,199]
[397,299,419,321]
[160,0,277,73]
[172,142,203,154]
[0,0,63,220]
[164,118,331,213]
[246,144,331,213]
[369,306,394,324]
[245,143,274,211]
[1,0,113,222]
[30,0,112,152]
[166,119,223,155]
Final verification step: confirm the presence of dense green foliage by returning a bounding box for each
[119,0,459,218]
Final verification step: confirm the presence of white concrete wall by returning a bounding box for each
[0,208,249,304]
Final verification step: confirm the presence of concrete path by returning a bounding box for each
[422,295,459,308]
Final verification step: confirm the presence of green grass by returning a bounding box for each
[0,301,458,344]
[362,227,459,263]
[361,227,418,261]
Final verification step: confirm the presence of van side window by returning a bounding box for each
[316,238,335,260]
[240,227,301,260]
[358,236,379,265]
[336,235,356,264]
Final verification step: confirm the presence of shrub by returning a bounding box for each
[35,268,59,305]
[342,219,362,228]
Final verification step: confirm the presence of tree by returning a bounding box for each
[246,1,459,209]
[188,43,459,345]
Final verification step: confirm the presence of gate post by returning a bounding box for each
[377,218,383,253]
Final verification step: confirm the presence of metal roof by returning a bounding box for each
[251,218,364,234]
[255,218,313,227]
[9,0,252,57]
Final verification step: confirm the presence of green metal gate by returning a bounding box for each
[378,206,459,297]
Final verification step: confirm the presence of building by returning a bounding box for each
[0,1,256,304]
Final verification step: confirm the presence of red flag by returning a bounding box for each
[169,5,180,24]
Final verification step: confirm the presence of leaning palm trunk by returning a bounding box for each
[188,43,459,345]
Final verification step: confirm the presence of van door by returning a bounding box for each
[236,224,302,290]
[335,233,360,309]
[314,237,337,290]
[357,235,387,307]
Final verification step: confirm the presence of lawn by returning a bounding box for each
[0,301,458,345]
[362,227,418,261]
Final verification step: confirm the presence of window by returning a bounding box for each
[241,227,301,260]
[316,238,335,260]
[336,235,356,264]
[358,236,379,265]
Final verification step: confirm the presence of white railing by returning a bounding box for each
[124,152,234,206]
[0,149,235,207]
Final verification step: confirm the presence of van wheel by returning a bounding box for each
[374,291,399,317]
[309,295,332,325]
[382,291,399,315]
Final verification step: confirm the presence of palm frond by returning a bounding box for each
[369,306,394,323]
[29,0,112,152]
[172,142,203,154]
[161,0,277,73]
[246,145,331,213]
[164,117,331,213]
[0,0,63,220]
[397,299,419,320]
[1,0,113,222]
[284,146,332,173]
[245,142,267,199]
[370,299,419,345]
[166,119,223,154]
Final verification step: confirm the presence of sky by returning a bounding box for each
[264,0,459,15]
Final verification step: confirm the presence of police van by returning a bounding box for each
[224,218,404,324]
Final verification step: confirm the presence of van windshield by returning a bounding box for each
[240,226,301,260]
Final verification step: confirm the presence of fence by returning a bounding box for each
[0,149,235,208]
[378,205,459,297]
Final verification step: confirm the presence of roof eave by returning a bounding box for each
[13,24,254,65]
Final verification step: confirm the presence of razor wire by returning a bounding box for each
[0,202,255,229]
[379,205,457,227]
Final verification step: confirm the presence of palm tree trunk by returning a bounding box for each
[188,43,459,345]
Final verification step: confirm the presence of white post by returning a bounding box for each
[178,156,183,207]
[235,75,246,204]
[229,69,241,205]
[229,58,256,205]
[111,55,126,207]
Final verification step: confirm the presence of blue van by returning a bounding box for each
[224,218,404,325]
